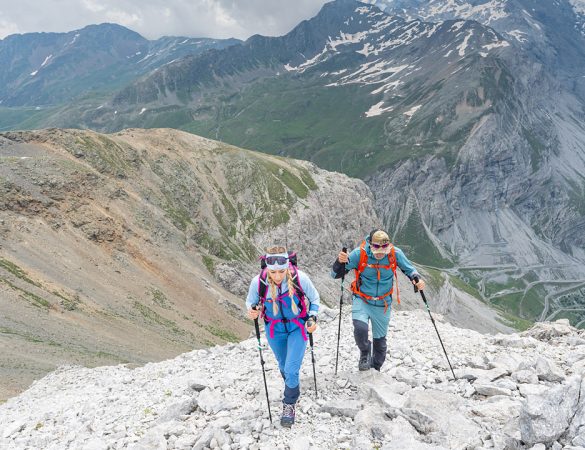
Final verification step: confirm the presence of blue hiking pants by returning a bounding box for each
[351,295,392,338]
[352,295,392,370]
[266,324,306,404]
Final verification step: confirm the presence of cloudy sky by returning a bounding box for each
[0,0,348,40]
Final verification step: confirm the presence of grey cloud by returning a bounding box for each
[0,0,331,40]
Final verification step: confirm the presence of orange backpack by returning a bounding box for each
[350,240,400,313]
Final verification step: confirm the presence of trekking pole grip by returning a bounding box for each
[413,276,430,305]
[252,305,261,342]
[254,318,260,337]
[252,306,261,338]
[413,275,425,293]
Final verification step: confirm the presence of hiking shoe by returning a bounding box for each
[358,349,371,371]
[280,402,296,427]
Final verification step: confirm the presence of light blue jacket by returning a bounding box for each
[331,238,419,299]
[246,269,320,322]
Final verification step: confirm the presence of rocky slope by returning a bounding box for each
[0,127,512,401]
[0,309,583,449]
[0,127,370,401]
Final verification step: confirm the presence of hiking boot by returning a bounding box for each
[358,348,371,371]
[280,402,296,427]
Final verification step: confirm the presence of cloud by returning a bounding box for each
[0,0,331,41]
[0,19,20,39]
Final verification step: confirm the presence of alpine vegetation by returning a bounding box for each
[0,308,584,449]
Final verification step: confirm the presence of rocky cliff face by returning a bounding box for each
[360,0,585,326]
[0,310,582,449]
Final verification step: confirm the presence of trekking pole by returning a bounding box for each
[253,307,273,423]
[307,318,318,394]
[413,276,457,381]
[335,247,347,375]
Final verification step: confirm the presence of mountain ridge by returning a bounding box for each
[0,23,241,108]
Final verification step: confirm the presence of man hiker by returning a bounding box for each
[331,229,425,371]
[247,246,320,427]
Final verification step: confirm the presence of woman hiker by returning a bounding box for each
[331,229,425,371]
[246,246,320,427]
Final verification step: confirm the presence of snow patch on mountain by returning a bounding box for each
[327,60,410,94]
[286,3,504,89]
[451,20,466,33]
[66,34,80,46]
[482,40,509,51]
[365,100,394,117]
[328,30,369,51]
[385,0,507,25]
[508,29,528,43]
[285,47,329,72]
[457,29,475,56]
[404,104,422,122]
[137,53,154,63]
[29,54,53,77]
[570,0,585,15]
[40,55,52,68]
[356,6,373,15]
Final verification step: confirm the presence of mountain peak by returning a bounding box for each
[77,22,145,37]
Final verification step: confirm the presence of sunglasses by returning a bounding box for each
[371,242,390,250]
[265,255,289,265]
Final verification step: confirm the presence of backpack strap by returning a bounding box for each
[259,264,310,341]
[350,242,400,312]
[350,240,369,294]
[284,264,309,319]
[257,268,269,317]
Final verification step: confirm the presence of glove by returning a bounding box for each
[332,260,348,279]
[306,315,318,333]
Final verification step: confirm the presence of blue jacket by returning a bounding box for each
[331,237,419,299]
[246,269,320,329]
